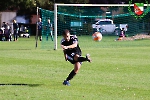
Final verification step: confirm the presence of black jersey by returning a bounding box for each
[13,23,19,30]
[61,35,81,56]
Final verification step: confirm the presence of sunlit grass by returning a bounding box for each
[0,36,150,100]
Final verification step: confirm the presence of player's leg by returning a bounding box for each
[66,62,81,81]
[39,30,42,41]
[46,31,48,41]
[16,31,18,41]
[13,31,16,41]
[74,54,92,62]
[63,62,81,86]
[50,31,53,41]
[62,54,75,86]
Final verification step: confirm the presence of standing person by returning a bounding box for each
[61,29,92,86]
[4,24,11,41]
[0,28,3,41]
[46,19,53,41]
[2,22,7,29]
[13,20,19,41]
[37,18,42,41]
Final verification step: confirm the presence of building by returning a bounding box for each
[0,11,17,27]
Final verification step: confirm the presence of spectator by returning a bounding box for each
[37,18,42,41]
[2,22,7,29]
[116,28,126,41]
[0,28,3,41]
[119,28,125,37]
[4,25,11,41]
[13,20,19,41]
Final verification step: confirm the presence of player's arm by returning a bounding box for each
[61,44,68,61]
[61,41,78,50]
[63,49,67,61]
[67,41,77,49]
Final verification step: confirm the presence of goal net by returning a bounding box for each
[36,8,54,49]
[39,4,150,50]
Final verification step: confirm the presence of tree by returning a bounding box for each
[1,0,149,16]
[55,0,89,4]
[0,0,54,15]
[0,0,36,14]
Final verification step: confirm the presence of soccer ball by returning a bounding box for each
[92,32,102,41]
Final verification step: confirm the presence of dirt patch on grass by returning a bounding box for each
[116,34,150,41]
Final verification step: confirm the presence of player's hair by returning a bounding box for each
[62,29,70,36]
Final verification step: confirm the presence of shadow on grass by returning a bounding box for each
[0,49,32,51]
[0,83,42,87]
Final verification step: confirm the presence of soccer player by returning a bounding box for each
[46,19,53,41]
[61,29,92,86]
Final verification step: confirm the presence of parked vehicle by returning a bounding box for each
[18,24,30,38]
[92,19,128,35]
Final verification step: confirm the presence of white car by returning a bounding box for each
[20,33,30,38]
[92,19,128,35]
[23,33,30,38]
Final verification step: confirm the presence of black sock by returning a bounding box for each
[66,70,76,81]
[78,57,87,62]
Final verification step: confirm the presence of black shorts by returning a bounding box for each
[66,52,82,64]
[38,30,42,36]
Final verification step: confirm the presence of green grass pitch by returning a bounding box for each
[0,35,150,100]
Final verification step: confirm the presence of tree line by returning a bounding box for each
[0,0,148,15]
